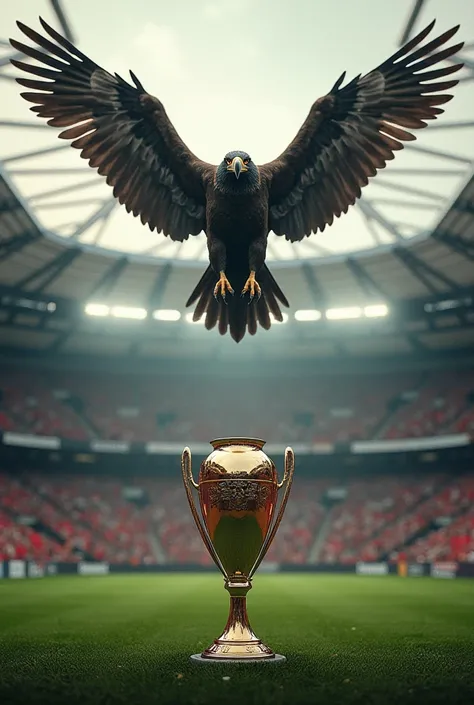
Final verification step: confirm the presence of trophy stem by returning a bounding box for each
[199,582,275,661]
[224,594,253,639]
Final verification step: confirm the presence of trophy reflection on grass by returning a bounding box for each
[181,437,294,663]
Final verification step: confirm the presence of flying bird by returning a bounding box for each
[10,18,464,342]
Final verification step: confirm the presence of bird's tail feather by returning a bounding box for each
[186,264,289,343]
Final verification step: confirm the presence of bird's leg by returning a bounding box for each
[241,271,261,302]
[208,236,233,302]
[214,271,234,300]
[242,239,265,302]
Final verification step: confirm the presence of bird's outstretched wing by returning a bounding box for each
[260,21,464,242]
[10,18,210,240]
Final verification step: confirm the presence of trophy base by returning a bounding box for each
[190,653,286,664]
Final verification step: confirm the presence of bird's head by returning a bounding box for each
[215,150,260,194]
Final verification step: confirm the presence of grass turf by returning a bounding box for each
[0,574,473,705]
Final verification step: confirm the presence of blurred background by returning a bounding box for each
[0,0,474,576]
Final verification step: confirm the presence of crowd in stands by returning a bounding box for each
[0,365,474,444]
[396,477,474,563]
[382,370,474,440]
[319,476,442,564]
[0,470,473,567]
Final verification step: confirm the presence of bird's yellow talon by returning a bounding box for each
[242,271,261,302]
[214,272,234,300]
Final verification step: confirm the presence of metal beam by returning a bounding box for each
[50,0,75,42]
[416,121,474,132]
[384,168,465,177]
[87,257,130,299]
[301,263,347,356]
[393,251,439,295]
[49,257,129,352]
[345,257,428,348]
[393,248,463,315]
[128,264,174,356]
[90,210,114,245]
[0,232,38,262]
[301,263,327,307]
[34,198,106,209]
[372,179,445,202]
[0,74,20,83]
[456,202,474,215]
[432,232,474,263]
[34,249,82,292]
[29,177,102,203]
[399,0,426,45]
[294,239,332,257]
[360,211,383,244]
[14,248,81,291]
[0,120,53,130]
[70,200,115,239]
[369,198,437,211]
[358,200,404,240]
[6,248,81,326]
[0,51,24,69]
[448,55,474,72]
[8,168,91,176]
[406,144,473,164]
[147,263,173,309]
[345,258,391,300]
[2,144,70,164]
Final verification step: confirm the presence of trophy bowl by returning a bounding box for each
[181,437,294,663]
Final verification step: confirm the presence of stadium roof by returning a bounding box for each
[0,0,474,363]
[1,0,474,265]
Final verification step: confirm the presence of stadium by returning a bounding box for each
[1,0,474,703]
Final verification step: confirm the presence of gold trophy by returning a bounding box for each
[181,437,294,663]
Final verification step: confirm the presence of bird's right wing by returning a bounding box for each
[10,18,212,241]
[260,21,464,242]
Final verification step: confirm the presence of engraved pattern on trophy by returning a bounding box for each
[208,478,271,512]
[181,438,295,663]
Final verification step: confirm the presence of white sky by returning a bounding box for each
[1,0,473,265]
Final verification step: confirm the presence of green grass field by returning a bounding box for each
[0,574,473,705]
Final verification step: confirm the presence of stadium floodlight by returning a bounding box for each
[364,304,389,318]
[185,312,205,324]
[152,309,181,321]
[294,309,322,321]
[270,312,289,324]
[326,306,362,320]
[110,306,147,320]
[84,303,110,317]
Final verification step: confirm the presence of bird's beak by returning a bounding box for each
[227,156,247,179]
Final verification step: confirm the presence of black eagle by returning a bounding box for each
[10,18,464,342]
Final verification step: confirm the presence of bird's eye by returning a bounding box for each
[244,158,250,164]
[225,158,232,164]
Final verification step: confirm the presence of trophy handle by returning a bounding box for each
[249,446,295,579]
[181,447,228,579]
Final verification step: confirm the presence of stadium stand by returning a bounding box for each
[396,477,474,563]
[1,366,474,443]
[318,475,444,564]
[1,471,473,566]
[382,370,474,440]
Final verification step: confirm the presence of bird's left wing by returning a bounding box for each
[10,18,212,241]
[259,21,464,242]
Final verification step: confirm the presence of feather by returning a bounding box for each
[10,17,208,242]
[262,20,464,241]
